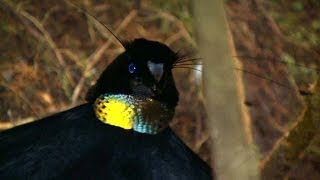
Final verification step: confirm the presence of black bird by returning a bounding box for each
[0,38,212,179]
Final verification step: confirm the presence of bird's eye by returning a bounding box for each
[128,63,137,74]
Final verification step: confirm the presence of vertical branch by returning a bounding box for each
[194,0,260,179]
[260,79,320,179]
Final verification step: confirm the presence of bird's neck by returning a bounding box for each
[94,94,175,134]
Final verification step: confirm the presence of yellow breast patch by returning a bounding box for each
[94,96,135,130]
[94,94,175,134]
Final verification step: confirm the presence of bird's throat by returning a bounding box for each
[94,94,175,134]
[95,95,135,130]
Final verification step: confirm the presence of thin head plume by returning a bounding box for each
[235,67,293,89]
[172,66,203,72]
[172,51,202,72]
[234,54,320,74]
[65,0,125,48]
[175,57,203,64]
[174,48,202,64]
[232,52,320,94]
[174,55,304,91]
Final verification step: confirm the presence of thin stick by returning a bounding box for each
[3,83,39,118]
[86,10,137,72]
[16,6,75,86]
[71,10,137,104]
[157,11,196,48]
[65,0,124,48]
[164,30,184,46]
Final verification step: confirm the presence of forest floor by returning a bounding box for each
[1,0,320,178]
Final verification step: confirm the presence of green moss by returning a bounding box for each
[267,0,320,47]
[291,1,304,11]
[312,20,320,30]
[306,137,320,158]
[143,0,193,34]
[282,53,319,86]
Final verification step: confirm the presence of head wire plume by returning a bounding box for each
[67,0,202,73]
[65,0,125,49]
[66,1,315,94]
[172,50,203,72]
[65,0,129,103]
[172,52,311,92]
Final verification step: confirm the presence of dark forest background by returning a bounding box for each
[1,0,319,179]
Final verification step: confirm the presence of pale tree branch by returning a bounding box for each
[194,0,260,179]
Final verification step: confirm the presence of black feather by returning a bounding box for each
[86,38,179,107]
[0,104,211,179]
[0,38,212,179]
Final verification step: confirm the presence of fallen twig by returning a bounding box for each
[3,0,76,88]
[71,10,137,103]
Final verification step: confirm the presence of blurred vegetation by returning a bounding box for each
[0,0,196,122]
[0,0,210,167]
[268,0,320,47]
[1,0,320,178]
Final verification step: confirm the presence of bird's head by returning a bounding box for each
[86,38,179,108]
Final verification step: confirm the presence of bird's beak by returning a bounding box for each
[133,84,155,97]
[147,61,164,82]
[131,75,155,97]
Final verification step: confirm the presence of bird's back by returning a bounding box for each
[0,104,211,179]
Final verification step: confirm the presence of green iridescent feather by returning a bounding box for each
[94,94,174,134]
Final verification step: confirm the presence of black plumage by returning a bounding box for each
[0,38,212,179]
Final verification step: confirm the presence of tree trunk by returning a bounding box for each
[194,0,260,179]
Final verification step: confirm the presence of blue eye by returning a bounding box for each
[128,63,137,74]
